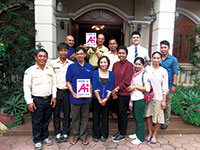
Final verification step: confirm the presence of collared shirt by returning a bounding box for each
[112,60,133,96]
[67,47,75,59]
[50,58,74,90]
[103,51,119,71]
[146,66,169,101]
[161,54,178,88]
[127,45,150,64]
[66,61,93,104]
[88,45,108,67]
[23,64,57,104]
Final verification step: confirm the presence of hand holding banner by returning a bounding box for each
[86,33,96,47]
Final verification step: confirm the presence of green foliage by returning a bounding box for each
[0,88,28,119]
[171,85,200,126]
[183,104,200,126]
[188,26,200,90]
[171,90,185,116]
[0,1,36,100]
[6,111,24,129]
[0,1,35,127]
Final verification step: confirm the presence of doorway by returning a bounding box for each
[70,9,124,47]
[78,24,123,47]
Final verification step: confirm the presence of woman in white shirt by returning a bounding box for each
[127,57,150,145]
[144,51,168,144]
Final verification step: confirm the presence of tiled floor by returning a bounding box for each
[0,134,200,150]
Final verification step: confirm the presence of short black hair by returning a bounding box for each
[131,31,141,37]
[97,56,110,69]
[152,51,162,58]
[109,37,117,43]
[134,57,145,65]
[34,49,48,57]
[160,40,170,47]
[117,45,128,55]
[57,42,69,51]
[75,46,86,53]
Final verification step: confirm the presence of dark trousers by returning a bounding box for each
[109,97,118,114]
[71,103,90,140]
[132,99,146,142]
[53,89,70,135]
[117,95,130,136]
[31,96,52,143]
[93,98,109,139]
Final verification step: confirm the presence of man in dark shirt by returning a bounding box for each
[65,35,75,61]
[66,47,93,146]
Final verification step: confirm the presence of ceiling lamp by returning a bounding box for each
[91,25,105,30]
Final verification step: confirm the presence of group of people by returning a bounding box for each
[23,31,178,150]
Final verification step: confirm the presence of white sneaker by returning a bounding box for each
[43,138,53,145]
[34,142,42,150]
[131,138,142,145]
[128,134,137,139]
[56,133,61,139]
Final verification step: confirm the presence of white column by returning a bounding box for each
[152,0,176,54]
[34,0,57,61]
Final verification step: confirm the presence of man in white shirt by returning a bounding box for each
[103,38,119,120]
[127,31,150,66]
[103,38,119,71]
[50,42,74,143]
[23,49,56,150]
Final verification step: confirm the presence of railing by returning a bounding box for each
[178,65,200,87]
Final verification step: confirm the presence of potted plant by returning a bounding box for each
[0,88,28,126]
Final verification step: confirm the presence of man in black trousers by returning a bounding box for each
[50,42,74,142]
[23,49,56,150]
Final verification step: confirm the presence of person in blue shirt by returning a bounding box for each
[160,40,178,130]
[92,56,114,143]
[66,47,93,146]
[65,35,75,61]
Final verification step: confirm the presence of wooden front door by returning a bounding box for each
[173,14,196,63]
[75,9,124,46]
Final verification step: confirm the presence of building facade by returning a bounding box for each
[34,0,200,85]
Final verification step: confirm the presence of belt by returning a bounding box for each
[32,95,51,99]
[57,88,68,91]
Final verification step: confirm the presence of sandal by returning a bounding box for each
[70,137,79,145]
[145,136,152,142]
[81,139,89,146]
[150,138,157,144]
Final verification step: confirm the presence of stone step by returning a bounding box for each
[23,112,183,122]
[2,113,200,136]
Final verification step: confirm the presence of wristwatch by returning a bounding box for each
[172,84,177,87]
[115,88,118,92]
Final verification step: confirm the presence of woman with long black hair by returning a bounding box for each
[144,51,168,144]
